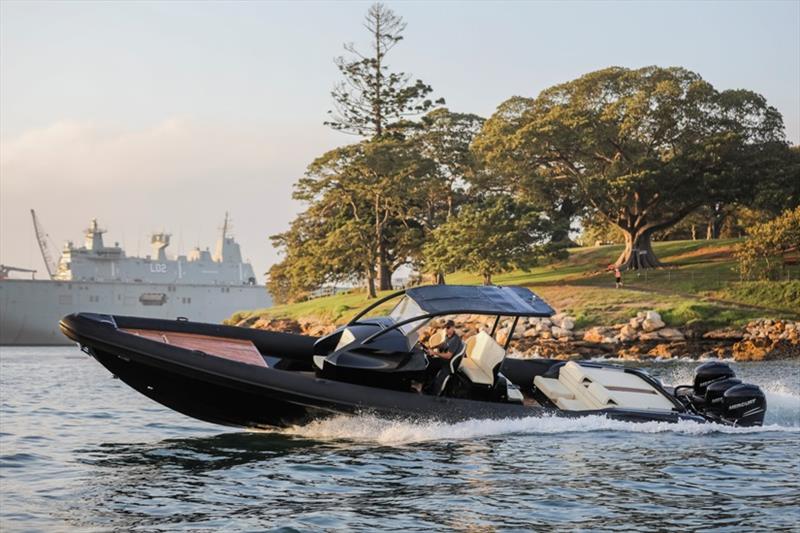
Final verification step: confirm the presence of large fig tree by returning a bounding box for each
[483,66,787,269]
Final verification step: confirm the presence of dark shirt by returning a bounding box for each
[438,333,463,357]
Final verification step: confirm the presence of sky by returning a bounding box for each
[1,0,798,280]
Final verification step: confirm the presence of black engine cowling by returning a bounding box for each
[693,361,736,396]
[704,377,742,414]
[722,383,767,427]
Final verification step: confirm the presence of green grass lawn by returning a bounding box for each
[230,239,800,330]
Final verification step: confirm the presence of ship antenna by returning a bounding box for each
[222,212,229,240]
[30,209,57,279]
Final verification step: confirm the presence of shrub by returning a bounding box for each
[736,207,800,280]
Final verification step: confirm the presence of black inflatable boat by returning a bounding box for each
[59,285,766,429]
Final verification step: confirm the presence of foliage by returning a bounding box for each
[473,96,581,249]
[480,66,788,269]
[736,206,800,280]
[268,200,370,303]
[423,196,550,285]
[288,139,431,296]
[276,108,485,297]
[748,144,800,215]
[577,214,623,247]
[405,109,485,278]
[325,3,444,138]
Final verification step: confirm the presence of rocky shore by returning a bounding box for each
[231,312,800,362]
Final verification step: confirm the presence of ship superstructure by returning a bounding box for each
[54,218,257,285]
[0,214,271,345]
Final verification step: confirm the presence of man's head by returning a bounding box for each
[445,320,456,336]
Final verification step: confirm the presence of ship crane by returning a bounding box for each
[0,265,37,280]
[30,209,58,279]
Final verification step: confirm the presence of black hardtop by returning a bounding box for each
[404,285,554,317]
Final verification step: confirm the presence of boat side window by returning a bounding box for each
[388,296,425,335]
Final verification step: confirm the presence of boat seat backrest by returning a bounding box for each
[465,334,477,358]
[458,331,506,387]
[428,329,446,350]
[469,331,506,374]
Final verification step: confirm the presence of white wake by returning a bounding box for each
[278,376,799,445]
[283,412,797,447]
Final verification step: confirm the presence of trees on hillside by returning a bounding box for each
[480,66,788,269]
[268,4,796,300]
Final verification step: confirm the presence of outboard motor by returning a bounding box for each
[722,384,767,427]
[693,361,736,398]
[704,378,742,415]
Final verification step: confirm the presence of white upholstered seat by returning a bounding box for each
[536,361,675,411]
[427,329,446,350]
[464,335,477,357]
[533,376,574,400]
[458,331,506,386]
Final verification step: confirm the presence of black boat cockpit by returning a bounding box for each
[310,285,555,401]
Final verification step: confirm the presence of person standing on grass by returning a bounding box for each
[614,266,623,288]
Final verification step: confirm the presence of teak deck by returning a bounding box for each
[122,328,267,368]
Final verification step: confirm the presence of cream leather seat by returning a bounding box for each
[464,334,477,357]
[458,331,505,386]
[427,329,446,350]
[533,376,574,400]
[535,361,675,411]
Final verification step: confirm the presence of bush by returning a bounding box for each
[736,207,800,280]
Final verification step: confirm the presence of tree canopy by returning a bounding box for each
[424,195,550,285]
[325,3,444,138]
[736,206,800,280]
[479,66,788,269]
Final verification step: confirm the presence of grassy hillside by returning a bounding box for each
[230,239,800,330]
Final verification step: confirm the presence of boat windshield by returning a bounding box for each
[388,296,430,336]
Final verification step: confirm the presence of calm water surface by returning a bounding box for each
[1,347,798,531]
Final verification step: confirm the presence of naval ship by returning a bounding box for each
[0,213,271,345]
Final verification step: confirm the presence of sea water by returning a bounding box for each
[1,347,798,531]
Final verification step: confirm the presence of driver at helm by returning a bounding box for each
[431,320,463,360]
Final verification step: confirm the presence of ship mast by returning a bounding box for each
[30,209,57,279]
[221,211,229,241]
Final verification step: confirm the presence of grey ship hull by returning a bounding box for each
[0,279,271,345]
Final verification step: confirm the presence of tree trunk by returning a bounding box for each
[376,240,392,291]
[365,267,377,298]
[374,195,391,291]
[549,197,576,246]
[691,224,697,241]
[436,271,445,284]
[707,216,724,239]
[482,271,492,285]
[615,229,663,270]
